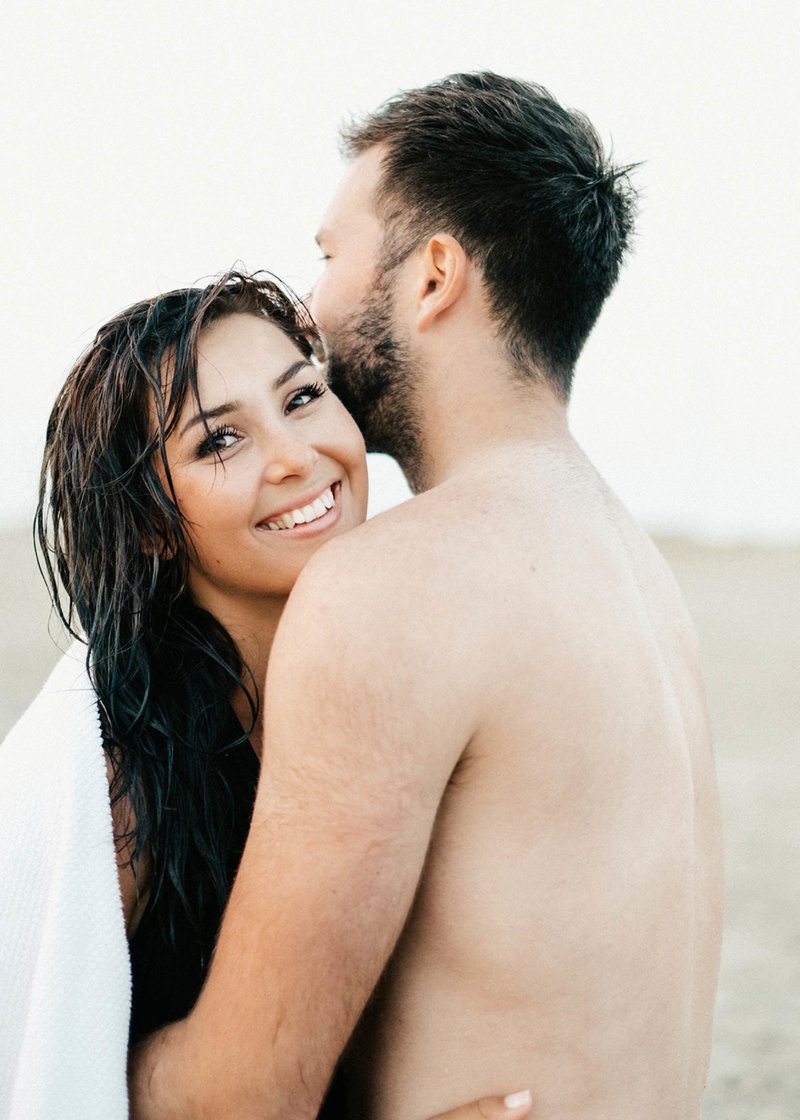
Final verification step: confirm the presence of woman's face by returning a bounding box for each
[164,312,368,615]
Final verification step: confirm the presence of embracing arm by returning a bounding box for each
[129,543,478,1120]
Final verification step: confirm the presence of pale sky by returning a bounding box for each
[2,0,798,541]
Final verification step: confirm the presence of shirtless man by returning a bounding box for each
[131,72,723,1120]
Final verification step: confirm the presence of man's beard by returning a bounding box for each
[324,270,427,493]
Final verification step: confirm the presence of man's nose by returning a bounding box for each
[262,432,319,485]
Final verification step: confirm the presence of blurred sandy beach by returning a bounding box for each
[1,526,798,1118]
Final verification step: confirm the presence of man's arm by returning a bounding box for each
[130,538,477,1120]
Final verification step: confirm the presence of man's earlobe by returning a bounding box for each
[416,234,469,332]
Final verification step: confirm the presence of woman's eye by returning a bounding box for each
[197,425,239,457]
[287,381,327,413]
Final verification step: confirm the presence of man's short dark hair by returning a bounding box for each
[341,71,638,398]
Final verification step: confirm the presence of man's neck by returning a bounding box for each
[401,349,572,492]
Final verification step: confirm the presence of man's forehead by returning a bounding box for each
[316,145,386,242]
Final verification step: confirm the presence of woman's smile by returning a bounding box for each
[258,480,341,534]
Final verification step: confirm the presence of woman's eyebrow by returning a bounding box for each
[180,361,313,437]
[180,401,241,437]
[273,360,313,390]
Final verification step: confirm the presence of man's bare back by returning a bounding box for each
[342,442,722,1120]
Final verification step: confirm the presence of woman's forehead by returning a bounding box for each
[158,314,306,429]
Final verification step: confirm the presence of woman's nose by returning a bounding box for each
[262,432,319,485]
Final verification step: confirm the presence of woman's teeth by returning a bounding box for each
[265,486,335,531]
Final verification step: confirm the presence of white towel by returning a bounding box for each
[0,644,131,1119]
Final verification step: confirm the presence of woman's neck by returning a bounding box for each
[201,592,289,760]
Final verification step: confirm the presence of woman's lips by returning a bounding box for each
[256,482,342,536]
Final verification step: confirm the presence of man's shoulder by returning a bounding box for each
[301,491,466,593]
[269,498,483,749]
[280,492,482,671]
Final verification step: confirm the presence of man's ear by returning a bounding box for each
[414,234,469,332]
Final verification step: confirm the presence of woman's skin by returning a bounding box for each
[162,311,369,760]
[121,309,532,1120]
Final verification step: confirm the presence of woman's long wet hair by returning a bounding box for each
[35,271,317,943]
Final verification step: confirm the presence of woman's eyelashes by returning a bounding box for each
[196,424,241,459]
[285,381,327,412]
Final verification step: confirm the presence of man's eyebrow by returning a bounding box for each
[180,361,313,437]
